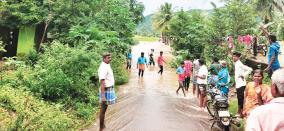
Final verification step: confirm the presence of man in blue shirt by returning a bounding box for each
[260,25,281,77]
[265,35,281,77]
[126,49,132,70]
[137,52,147,77]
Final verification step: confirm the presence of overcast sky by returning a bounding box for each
[137,0,225,15]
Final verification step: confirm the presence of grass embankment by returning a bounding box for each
[133,35,159,42]
[229,99,245,131]
[17,26,36,55]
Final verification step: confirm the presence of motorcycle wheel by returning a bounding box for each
[206,100,214,117]
[223,125,230,131]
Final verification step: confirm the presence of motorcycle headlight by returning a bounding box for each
[222,117,229,122]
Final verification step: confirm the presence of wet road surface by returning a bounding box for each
[85,42,212,131]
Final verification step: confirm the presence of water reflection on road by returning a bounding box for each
[86,42,211,131]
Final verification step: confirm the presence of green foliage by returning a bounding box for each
[169,10,208,58]
[153,2,173,32]
[129,0,145,24]
[26,42,98,104]
[0,0,138,129]
[224,0,257,36]
[133,35,158,42]
[0,86,72,130]
[24,50,39,66]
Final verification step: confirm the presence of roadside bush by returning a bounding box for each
[24,50,39,66]
[0,86,72,130]
[27,42,99,105]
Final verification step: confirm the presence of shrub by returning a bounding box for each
[27,42,99,105]
[0,86,72,130]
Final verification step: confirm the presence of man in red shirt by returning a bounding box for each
[183,56,192,92]
[157,51,166,75]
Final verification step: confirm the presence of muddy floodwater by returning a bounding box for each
[85,42,212,131]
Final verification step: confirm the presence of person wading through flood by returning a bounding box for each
[149,49,155,67]
[183,55,192,93]
[157,51,166,75]
[137,52,147,77]
[98,53,117,131]
[126,49,132,70]
[176,61,186,97]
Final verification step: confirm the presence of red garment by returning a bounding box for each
[157,56,164,66]
[244,35,252,46]
[184,60,192,78]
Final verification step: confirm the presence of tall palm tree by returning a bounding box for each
[153,2,173,44]
[254,0,284,23]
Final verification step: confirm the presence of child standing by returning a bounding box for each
[176,62,186,97]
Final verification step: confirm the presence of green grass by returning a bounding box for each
[133,35,159,42]
[229,98,245,131]
[17,26,36,55]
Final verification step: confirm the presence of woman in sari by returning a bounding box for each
[243,69,273,119]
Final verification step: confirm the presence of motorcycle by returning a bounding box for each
[206,85,240,131]
[251,43,267,56]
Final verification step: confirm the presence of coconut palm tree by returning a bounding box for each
[153,2,173,44]
[254,0,284,23]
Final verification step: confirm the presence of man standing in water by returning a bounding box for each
[157,51,166,75]
[98,53,116,131]
[149,49,155,66]
[137,52,147,77]
[126,49,132,70]
[184,56,192,93]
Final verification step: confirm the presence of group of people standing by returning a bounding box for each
[175,55,231,111]
[126,49,166,77]
[96,24,283,130]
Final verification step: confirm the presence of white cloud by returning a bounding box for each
[137,0,225,15]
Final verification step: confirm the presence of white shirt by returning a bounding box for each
[197,65,208,84]
[246,97,284,131]
[193,59,200,75]
[98,62,115,87]
[234,60,252,88]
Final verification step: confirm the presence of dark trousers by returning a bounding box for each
[236,86,245,109]
[158,65,163,74]
[149,58,155,66]
[183,77,191,91]
[138,69,144,77]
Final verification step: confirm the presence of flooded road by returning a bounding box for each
[86,42,211,131]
